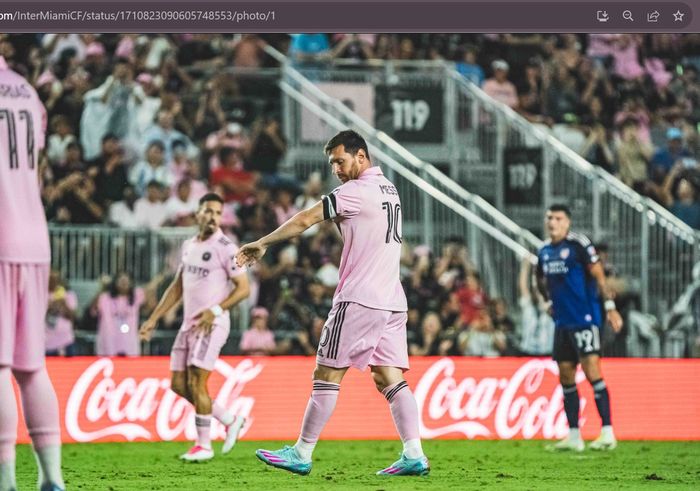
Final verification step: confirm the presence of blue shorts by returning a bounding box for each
[552,325,601,363]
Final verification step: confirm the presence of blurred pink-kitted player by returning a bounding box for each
[236,130,430,477]
[139,193,250,462]
[0,56,66,491]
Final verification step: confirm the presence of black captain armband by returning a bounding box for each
[322,194,338,220]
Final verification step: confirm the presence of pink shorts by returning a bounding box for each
[170,318,230,372]
[0,262,49,371]
[317,302,409,371]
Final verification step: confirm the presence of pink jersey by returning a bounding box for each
[0,56,50,263]
[322,166,407,312]
[180,229,246,329]
[95,288,145,356]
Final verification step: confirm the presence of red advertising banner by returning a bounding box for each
[14,357,700,443]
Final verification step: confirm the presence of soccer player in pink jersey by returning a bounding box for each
[237,130,429,476]
[139,193,249,462]
[0,57,66,491]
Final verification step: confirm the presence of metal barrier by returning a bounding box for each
[49,226,194,282]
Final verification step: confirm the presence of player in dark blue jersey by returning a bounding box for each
[536,204,623,451]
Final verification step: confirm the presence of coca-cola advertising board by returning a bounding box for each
[14,357,700,443]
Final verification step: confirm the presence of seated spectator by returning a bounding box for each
[273,186,299,227]
[405,245,442,314]
[49,172,104,225]
[332,34,374,61]
[483,59,519,109]
[543,64,579,124]
[133,72,162,136]
[517,258,554,356]
[205,121,248,170]
[301,277,333,320]
[45,269,78,356]
[91,272,145,356]
[434,239,474,291]
[409,312,443,356]
[134,181,168,230]
[52,141,86,180]
[210,147,257,204]
[650,127,693,183]
[457,310,506,357]
[164,178,199,226]
[108,185,140,229]
[456,271,489,327]
[230,34,266,68]
[88,133,130,207]
[46,115,76,165]
[289,33,330,68]
[239,307,277,355]
[517,58,551,125]
[660,163,700,229]
[616,119,654,190]
[455,45,484,87]
[194,81,227,140]
[247,116,287,178]
[491,298,517,355]
[129,140,174,196]
[580,124,615,173]
[143,109,194,163]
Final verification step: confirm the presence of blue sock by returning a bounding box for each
[591,379,612,426]
[562,384,580,429]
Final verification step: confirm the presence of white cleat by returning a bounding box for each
[222,415,246,454]
[179,445,214,462]
[589,432,618,451]
[546,435,585,452]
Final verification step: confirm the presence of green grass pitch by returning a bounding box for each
[16,440,700,490]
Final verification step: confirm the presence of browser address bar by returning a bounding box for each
[0,2,692,32]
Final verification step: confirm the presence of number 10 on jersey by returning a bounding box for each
[382,201,402,244]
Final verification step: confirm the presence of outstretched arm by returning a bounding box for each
[236,200,326,267]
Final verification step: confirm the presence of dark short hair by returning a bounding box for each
[547,204,571,217]
[324,130,370,161]
[146,180,162,189]
[102,133,119,143]
[147,140,165,152]
[199,193,224,207]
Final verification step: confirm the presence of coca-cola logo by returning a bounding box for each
[414,358,587,440]
[65,358,263,442]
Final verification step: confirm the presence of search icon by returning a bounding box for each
[623,10,634,21]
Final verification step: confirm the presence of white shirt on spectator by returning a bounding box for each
[133,198,168,230]
[47,133,76,165]
[165,195,199,223]
[109,201,140,229]
[129,160,175,197]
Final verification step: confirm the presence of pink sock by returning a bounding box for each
[0,367,18,463]
[13,368,61,450]
[195,414,212,449]
[382,381,421,443]
[212,403,234,426]
[299,381,340,445]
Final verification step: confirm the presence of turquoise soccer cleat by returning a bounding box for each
[376,453,430,476]
[255,446,312,475]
